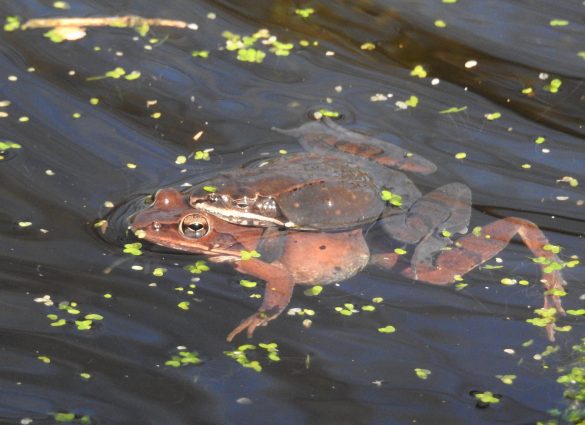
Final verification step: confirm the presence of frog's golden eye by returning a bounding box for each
[180,214,210,239]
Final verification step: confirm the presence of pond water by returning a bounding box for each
[0,1,584,424]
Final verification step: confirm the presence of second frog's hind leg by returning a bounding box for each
[380,182,472,278]
[274,118,437,175]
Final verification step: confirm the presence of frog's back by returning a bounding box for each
[191,153,385,230]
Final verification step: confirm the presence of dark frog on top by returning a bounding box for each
[130,118,567,341]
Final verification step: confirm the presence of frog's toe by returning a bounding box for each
[226,311,274,342]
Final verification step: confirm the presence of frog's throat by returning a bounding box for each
[193,202,296,228]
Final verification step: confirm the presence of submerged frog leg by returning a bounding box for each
[376,167,422,211]
[274,118,437,174]
[227,259,295,342]
[403,217,567,341]
[380,182,471,262]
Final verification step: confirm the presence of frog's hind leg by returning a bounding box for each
[380,182,472,272]
[273,118,437,174]
[403,217,567,341]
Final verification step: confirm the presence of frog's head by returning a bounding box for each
[130,187,255,257]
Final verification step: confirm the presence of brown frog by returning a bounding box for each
[130,119,567,341]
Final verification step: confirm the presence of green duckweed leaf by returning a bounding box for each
[415,368,431,379]
[295,8,315,18]
[474,391,500,404]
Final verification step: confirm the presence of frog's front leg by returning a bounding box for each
[226,258,294,342]
[403,217,566,341]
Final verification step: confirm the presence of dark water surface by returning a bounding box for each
[0,1,584,424]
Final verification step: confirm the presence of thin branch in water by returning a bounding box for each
[21,15,197,31]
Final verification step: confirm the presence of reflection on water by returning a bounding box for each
[0,0,583,424]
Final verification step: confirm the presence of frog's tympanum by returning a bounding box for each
[130,119,567,342]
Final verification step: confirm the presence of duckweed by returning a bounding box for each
[381,190,402,206]
[474,391,500,404]
[531,255,579,273]
[534,136,546,144]
[415,368,431,379]
[123,243,142,256]
[45,301,104,331]
[222,29,294,63]
[240,279,257,288]
[288,308,315,316]
[259,342,280,361]
[124,70,141,80]
[177,301,190,310]
[134,23,149,37]
[526,307,557,327]
[295,8,315,18]
[0,140,21,151]
[335,303,359,316]
[404,96,419,108]
[184,260,210,274]
[4,16,20,32]
[87,67,142,81]
[194,150,210,160]
[54,412,91,424]
[237,48,266,63]
[317,109,340,118]
[410,65,427,78]
[549,19,569,26]
[496,374,517,385]
[304,285,323,296]
[544,78,562,93]
[485,112,501,120]
[241,250,261,260]
[153,267,166,277]
[104,67,126,78]
[556,338,585,422]
[225,342,280,372]
[191,50,209,58]
[165,349,201,367]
